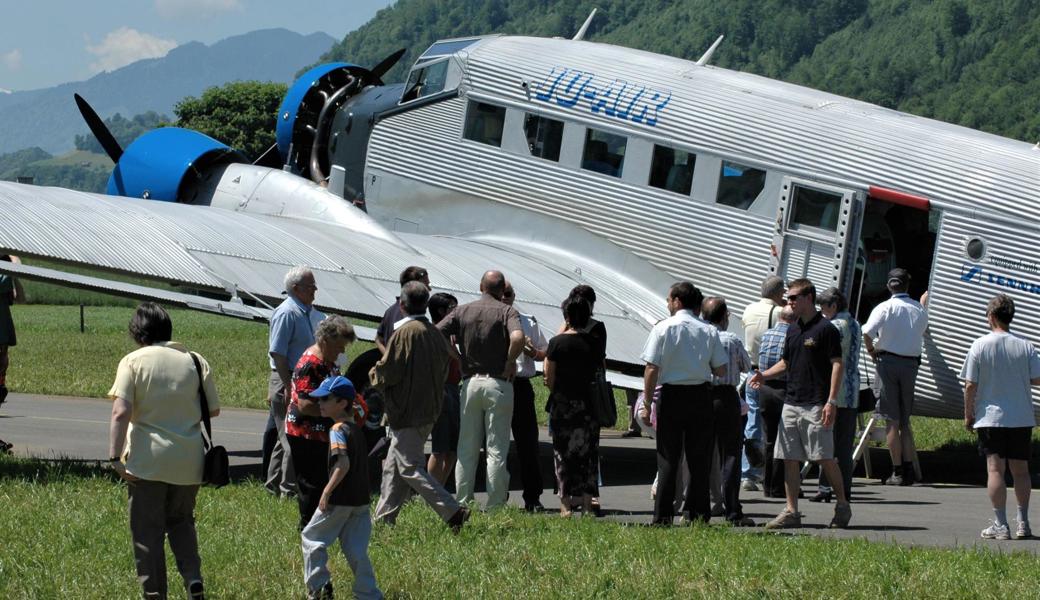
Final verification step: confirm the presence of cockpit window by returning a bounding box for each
[420,38,480,59]
[402,59,450,103]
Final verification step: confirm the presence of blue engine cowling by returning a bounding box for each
[276,62,368,181]
[107,127,245,202]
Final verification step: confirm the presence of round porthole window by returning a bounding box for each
[965,238,986,261]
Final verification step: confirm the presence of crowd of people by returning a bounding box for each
[98,264,1040,600]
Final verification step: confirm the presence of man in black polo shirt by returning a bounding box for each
[750,278,851,529]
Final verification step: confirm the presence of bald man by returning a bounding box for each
[437,271,524,509]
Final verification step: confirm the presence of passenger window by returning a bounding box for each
[463,101,506,147]
[581,128,627,177]
[648,145,695,195]
[717,161,766,209]
[402,59,449,103]
[789,185,842,231]
[523,114,564,162]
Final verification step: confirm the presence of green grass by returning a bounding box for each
[2,455,1040,598]
[5,304,635,428]
[6,305,369,410]
[17,257,180,306]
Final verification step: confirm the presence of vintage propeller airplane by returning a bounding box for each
[0,19,1037,414]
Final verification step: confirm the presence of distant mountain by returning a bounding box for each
[0,28,335,154]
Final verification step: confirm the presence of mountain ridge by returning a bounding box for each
[0,28,336,154]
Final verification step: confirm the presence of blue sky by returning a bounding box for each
[0,0,394,92]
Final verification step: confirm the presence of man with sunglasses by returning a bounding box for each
[750,278,851,529]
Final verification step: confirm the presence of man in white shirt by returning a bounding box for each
[503,282,549,512]
[640,282,727,525]
[961,294,1040,540]
[863,267,928,485]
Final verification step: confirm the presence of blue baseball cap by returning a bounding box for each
[309,376,356,400]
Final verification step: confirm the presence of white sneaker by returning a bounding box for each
[1016,521,1032,540]
[741,479,760,492]
[981,521,1011,540]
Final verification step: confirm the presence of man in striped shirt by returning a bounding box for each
[757,307,795,498]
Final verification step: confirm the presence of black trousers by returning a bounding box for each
[757,381,787,497]
[712,385,744,521]
[654,383,714,524]
[287,434,330,531]
[510,377,543,504]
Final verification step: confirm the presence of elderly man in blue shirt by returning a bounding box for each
[265,266,321,497]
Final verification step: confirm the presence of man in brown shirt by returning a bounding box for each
[437,270,524,508]
[370,281,469,530]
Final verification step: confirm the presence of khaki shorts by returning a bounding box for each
[775,404,834,462]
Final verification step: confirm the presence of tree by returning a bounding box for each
[173,81,288,161]
[74,111,168,154]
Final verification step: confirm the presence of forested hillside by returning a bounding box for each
[320,0,1039,142]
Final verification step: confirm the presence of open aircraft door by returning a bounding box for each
[770,177,865,298]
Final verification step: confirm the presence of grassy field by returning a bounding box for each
[5,304,634,427]
[2,455,1040,599]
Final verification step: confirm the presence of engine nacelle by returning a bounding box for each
[106,127,245,202]
[276,62,369,183]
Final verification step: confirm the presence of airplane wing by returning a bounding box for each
[0,182,665,372]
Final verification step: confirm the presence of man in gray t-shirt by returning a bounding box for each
[960,294,1040,541]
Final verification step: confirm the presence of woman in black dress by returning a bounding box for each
[544,297,600,516]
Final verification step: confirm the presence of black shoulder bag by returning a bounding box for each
[191,352,229,488]
[857,363,878,414]
[589,368,618,428]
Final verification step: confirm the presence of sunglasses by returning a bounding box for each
[786,291,809,302]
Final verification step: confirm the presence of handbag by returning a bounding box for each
[857,366,878,414]
[588,368,617,428]
[191,352,230,488]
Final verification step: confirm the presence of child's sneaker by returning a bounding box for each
[308,582,333,600]
[981,521,1010,540]
[1015,521,1032,540]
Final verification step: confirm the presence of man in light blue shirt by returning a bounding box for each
[961,294,1040,541]
[264,266,319,497]
[640,281,727,525]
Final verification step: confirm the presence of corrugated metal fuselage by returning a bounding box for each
[357,36,1040,419]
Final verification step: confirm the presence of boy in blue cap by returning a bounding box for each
[301,376,382,600]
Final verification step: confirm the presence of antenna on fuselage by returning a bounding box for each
[695,35,725,66]
[573,8,597,40]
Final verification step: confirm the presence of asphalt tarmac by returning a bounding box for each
[2,392,1037,553]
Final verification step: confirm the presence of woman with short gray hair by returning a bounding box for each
[287,315,361,530]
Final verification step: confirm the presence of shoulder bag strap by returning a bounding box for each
[190,352,214,451]
[768,304,778,329]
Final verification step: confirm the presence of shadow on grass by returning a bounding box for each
[0,455,117,485]
[0,455,262,486]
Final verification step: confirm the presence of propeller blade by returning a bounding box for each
[74,93,123,163]
[368,48,406,83]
